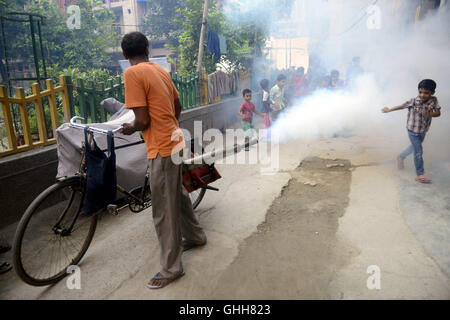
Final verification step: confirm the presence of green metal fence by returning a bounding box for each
[172,72,200,110]
[68,72,200,123]
[73,76,124,123]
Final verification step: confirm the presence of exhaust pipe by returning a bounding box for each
[183,137,259,165]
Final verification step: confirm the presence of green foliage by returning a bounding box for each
[175,0,210,75]
[0,0,28,14]
[5,0,119,73]
[22,65,114,135]
[141,0,188,48]
[78,68,113,84]
[160,0,269,75]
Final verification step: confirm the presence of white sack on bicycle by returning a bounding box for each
[55,98,148,194]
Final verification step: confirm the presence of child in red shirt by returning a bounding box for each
[238,89,263,151]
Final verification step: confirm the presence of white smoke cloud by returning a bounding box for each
[271,73,385,142]
[222,1,449,171]
[263,1,449,166]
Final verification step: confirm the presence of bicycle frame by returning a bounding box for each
[63,116,215,219]
[51,118,150,234]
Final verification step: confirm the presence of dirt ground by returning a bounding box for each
[213,156,357,299]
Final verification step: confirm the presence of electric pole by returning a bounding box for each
[197,0,209,73]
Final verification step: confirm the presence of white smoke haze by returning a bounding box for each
[271,73,385,142]
[250,1,450,168]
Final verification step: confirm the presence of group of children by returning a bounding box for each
[238,74,288,150]
[238,74,442,184]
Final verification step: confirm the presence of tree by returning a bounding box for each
[175,0,269,75]
[141,0,270,75]
[141,0,187,48]
[24,0,119,72]
[0,0,28,14]
[1,0,118,76]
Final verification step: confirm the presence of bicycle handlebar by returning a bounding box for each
[69,116,123,135]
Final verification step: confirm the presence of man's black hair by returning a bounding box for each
[260,79,269,89]
[331,69,339,77]
[297,66,305,73]
[352,56,360,63]
[277,74,286,81]
[418,79,436,93]
[121,32,149,59]
[242,88,252,96]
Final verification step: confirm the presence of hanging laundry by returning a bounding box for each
[207,30,221,62]
[207,70,241,103]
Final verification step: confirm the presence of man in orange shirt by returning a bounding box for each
[120,32,207,289]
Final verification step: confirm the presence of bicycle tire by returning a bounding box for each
[190,187,206,210]
[13,176,98,286]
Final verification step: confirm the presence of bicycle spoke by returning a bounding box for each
[61,235,78,264]
[15,179,97,284]
[63,233,83,258]
[22,236,54,267]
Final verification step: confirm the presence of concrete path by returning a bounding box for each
[0,130,449,299]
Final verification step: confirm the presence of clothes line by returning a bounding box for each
[207,70,239,103]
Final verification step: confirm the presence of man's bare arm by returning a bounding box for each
[121,107,150,135]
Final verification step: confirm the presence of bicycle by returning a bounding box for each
[12,117,212,286]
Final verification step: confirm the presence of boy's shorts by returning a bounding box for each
[242,121,255,138]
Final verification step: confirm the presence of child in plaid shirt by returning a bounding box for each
[382,79,441,183]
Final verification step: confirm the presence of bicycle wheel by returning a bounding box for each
[189,187,206,210]
[13,176,98,286]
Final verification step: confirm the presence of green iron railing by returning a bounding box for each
[172,72,200,110]
[68,72,201,123]
[73,76,123,123]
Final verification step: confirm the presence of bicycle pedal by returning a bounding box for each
[107,204,119,216]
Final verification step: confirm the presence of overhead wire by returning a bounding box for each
[329,0,379,38]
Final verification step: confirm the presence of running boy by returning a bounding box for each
[382,79,441,183]
[238,89,263,151]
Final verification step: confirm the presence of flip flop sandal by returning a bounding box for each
[147,271,185,289]
[415,177,432,184]
[0,262,12,274]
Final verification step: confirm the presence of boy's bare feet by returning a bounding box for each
[415,175,432,184]
[397,156,404,170]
